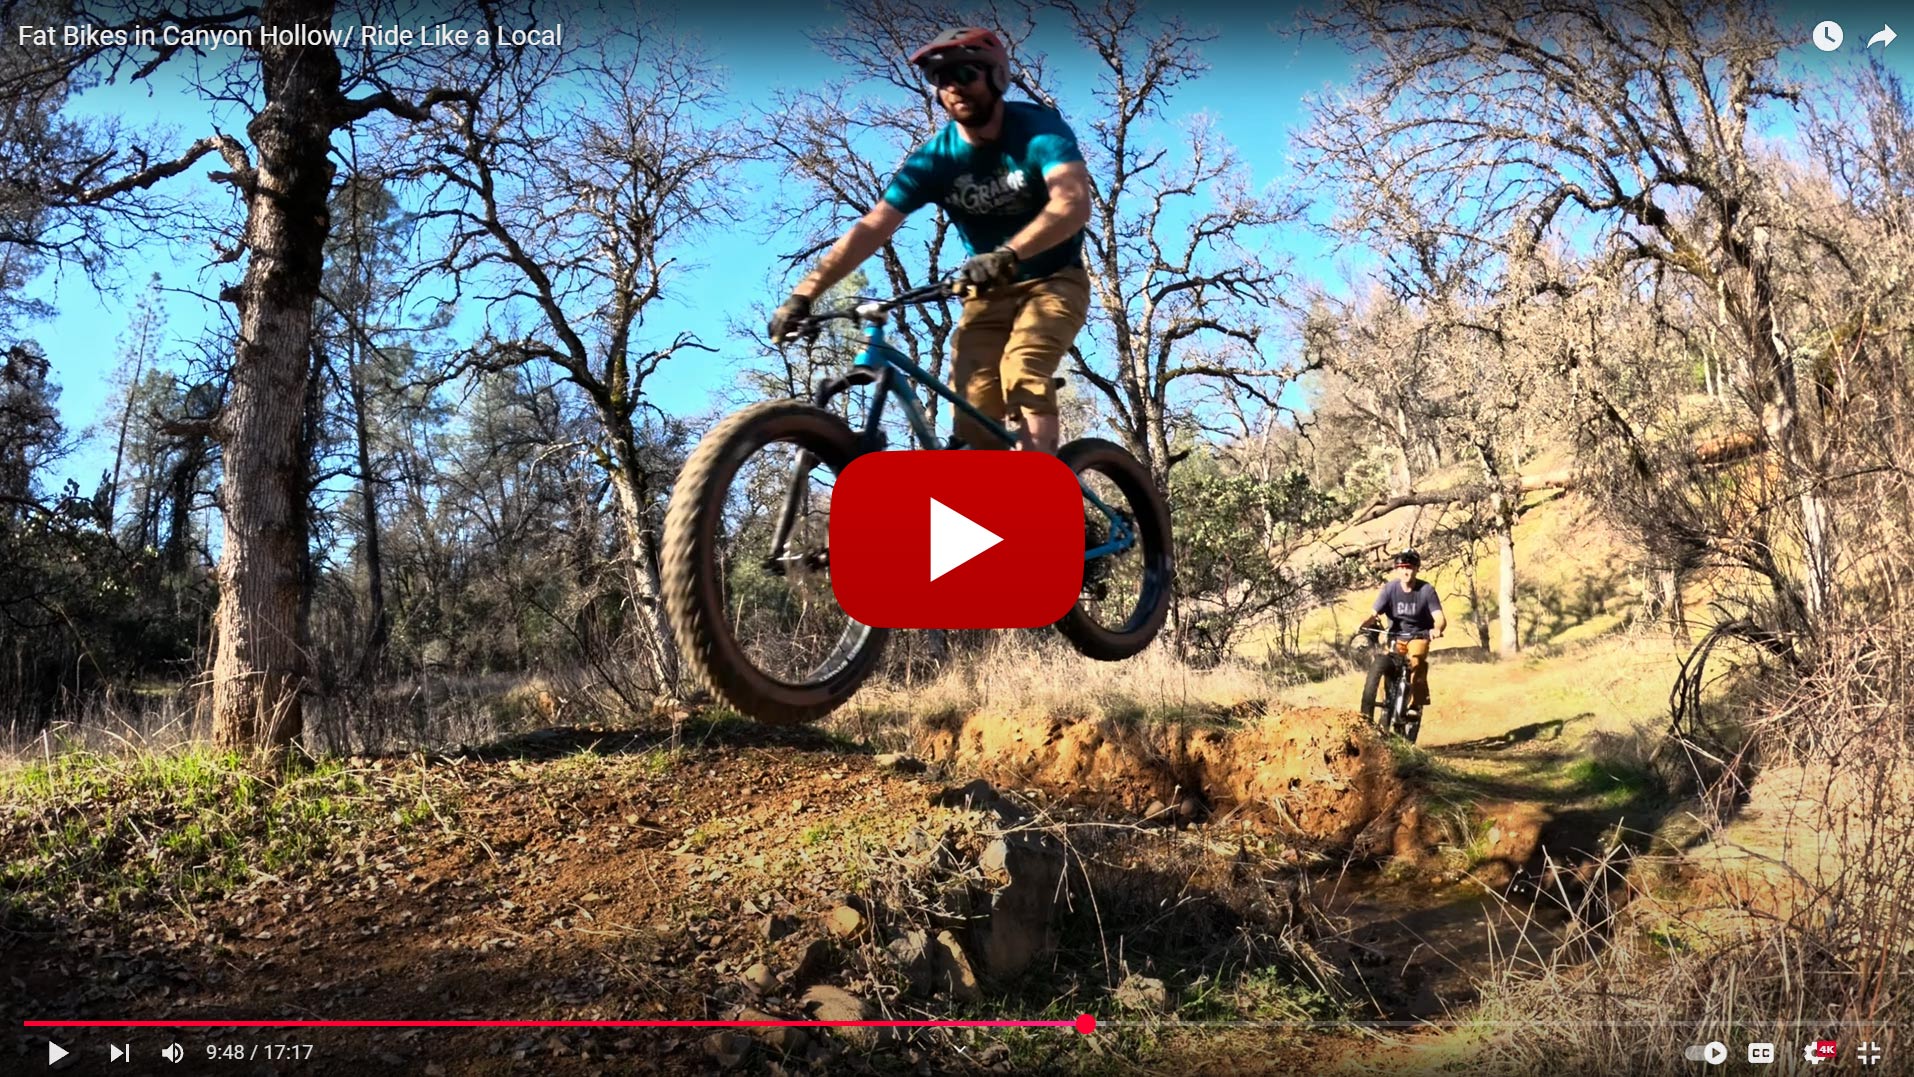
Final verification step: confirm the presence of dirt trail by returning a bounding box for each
[6,725,961,1074]
[5,675,1676,1076]
[6,721,1359,1075]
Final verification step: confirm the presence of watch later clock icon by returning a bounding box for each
[1814,21,1844,51]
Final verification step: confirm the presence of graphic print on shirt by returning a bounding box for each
[949,165,1034,216]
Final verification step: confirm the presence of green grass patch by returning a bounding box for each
[1564,756,1664,808]
[1176,964,1342,1023]
[0,749,441,923]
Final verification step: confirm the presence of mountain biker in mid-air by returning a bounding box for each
[765,26,1093,455]
[1361,550,1447,726]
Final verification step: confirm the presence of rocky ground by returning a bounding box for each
[4,706,1623,1075]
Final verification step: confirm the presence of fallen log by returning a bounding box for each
[1342,431,1761,529]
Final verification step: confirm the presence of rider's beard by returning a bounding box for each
[946,89,1002,132]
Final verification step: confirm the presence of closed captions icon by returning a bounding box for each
[1749,1042,1775,1063]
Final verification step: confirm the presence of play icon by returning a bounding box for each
[831,451,1082,629]
[929,497,1002,580]
[48,1042,68,1064]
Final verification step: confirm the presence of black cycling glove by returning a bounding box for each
[958,247,1020,293]
[767,293,813,344]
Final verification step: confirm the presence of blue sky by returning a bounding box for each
[26,0,1910,491]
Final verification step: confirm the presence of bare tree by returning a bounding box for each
[1300,0,1850,633]
[1302,286,1444,496]
[401,30,749,693]
[8,0,497,751]
[1038,0,1305,487]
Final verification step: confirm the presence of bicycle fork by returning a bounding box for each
[765,449,819,578]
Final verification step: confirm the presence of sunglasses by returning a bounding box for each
[929,63,986,89]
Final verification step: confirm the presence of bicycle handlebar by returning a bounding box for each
[786,279,958,339]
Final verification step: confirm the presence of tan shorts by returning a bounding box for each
[1403,637,1431,707]
[949,265,1091,449]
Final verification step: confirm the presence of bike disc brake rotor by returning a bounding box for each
[721,438,870,686]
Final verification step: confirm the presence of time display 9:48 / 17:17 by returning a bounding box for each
[206,1043,316,1061]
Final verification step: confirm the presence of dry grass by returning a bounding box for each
[1434,620,1914,1071]
[825,634,1274,750]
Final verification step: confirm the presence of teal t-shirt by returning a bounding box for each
[881,101,1086,281]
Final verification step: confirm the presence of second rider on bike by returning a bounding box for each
[1362,550,1448,729]
[766,26,1093,455]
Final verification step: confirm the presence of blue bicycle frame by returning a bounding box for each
[842,307,1136,563]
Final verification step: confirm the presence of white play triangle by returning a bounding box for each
[929,497,1002,581]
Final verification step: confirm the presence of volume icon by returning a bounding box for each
[160,1043,185,1063]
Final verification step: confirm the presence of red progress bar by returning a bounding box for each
[28,1016,1099,1034]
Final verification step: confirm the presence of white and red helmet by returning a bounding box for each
[908,27,1010,92]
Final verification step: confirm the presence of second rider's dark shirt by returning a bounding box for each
[1373,579,1443,640]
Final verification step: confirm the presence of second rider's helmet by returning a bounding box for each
[909,26,1011,93]
[1393,549,1422,569]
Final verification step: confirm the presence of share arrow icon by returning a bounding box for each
[1869,25,1897,49]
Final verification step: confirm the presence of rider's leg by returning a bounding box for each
[1021,412,1060,453]
[1405,637,1431,711]
[951,289,1018,450]
[1001,267,1091,454]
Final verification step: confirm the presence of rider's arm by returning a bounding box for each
[1001,161,1092,262]
[1363,586,1390,630]
[793,201,908,300]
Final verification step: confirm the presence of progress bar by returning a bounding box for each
[27,1016,1098,1033]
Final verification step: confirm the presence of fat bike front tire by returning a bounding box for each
[1361,653,1397,733]
[661,401,887,724]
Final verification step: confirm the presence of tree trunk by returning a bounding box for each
[1472,440,1520,658]
[603,436,680,694]
[347,360,387,680]
[1799,489,1834,621]
[1658,565,1688,643]
[209,0,341,753]
[1497,519,1518,657]
[1461,536,1491,650]
[107,329,152,529]
[1390,403,1413,494]
[162,440,205,573]
[1746,233,1834,630]
[294,344,325,691]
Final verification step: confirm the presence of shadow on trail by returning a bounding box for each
[1441,714,1584,752]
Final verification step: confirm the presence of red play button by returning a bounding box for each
[830,452,1082,629]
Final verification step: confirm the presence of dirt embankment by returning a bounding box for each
[914,706,1411,853]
